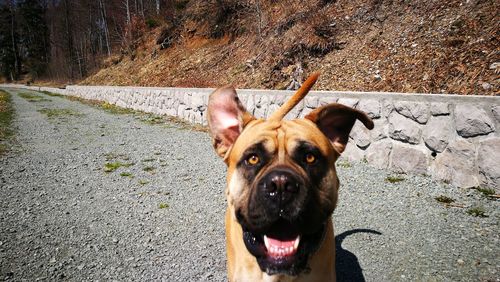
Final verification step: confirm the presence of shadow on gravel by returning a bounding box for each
[335,229,382,282]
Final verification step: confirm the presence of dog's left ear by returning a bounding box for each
[305,103,374,154]
[207,86,255,159]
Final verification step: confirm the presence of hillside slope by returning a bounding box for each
[82,0,499,95]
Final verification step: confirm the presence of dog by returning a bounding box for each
[207,73,374,281]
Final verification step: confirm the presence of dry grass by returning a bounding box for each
[76,0,499,95]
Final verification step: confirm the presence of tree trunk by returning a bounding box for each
[125,0,130,25]
[156,0,160,15]
[99,0,111,57]
[9,4,20,80]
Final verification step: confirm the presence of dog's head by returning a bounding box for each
[207,73,373,276]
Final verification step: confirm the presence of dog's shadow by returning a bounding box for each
[335,229,382,282]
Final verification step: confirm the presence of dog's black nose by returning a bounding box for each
[262,169,299,206]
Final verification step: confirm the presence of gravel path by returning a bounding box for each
[0,88,498,282]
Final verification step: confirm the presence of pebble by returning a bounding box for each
[0,88,497,281]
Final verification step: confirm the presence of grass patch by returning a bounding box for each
[143,166,156,172]
[473,187,495,197]
[466,207,488,218]
[138,179,149,185]
[337,160,351,168]
[159,202,169,209]
[435,195,455,204]
[139,115,164,125]
[101,102,136,115]
[104,161,134,172]
[385,175,405,183]
[59,94,208,132]
[120,172,134,178]
[40,91,62,97]
[142,158,155,162]
[104,152,130,161]
[38,108,80,118]
[0,90,14,155]
[19,92,50,102]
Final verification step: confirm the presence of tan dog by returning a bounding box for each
[207,73,373,282]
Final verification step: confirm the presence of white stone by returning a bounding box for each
[394,101,430,124]
[423,116,453,153]
[391,144,428,175]
[388,112,422,144]
[319,96,337,106]
[491,105,500,122]
[455,104,495,137]
[432,140,478,188]
[357,99,381,119]
[477,138,500,189]
[365,139,392,169]
[431,102,451,116]
[350,121,371,149]
[337,98,359,108]
[305,96,319,108]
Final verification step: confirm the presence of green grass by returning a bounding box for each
[143,166,156,172]
[466,207,488,218]
[473,187,495,197]
[138,179,149,185]
[19,92,51,102]
[435,195,455,204]
[385,175,405,183]
[38,108,80,118]
[159,202,169,209]
[142,158,155,162]
[337,160,352,168]
[40,91,62,97]
[101,102,136,115]
[0,90,15,155]
[120,172,134,178]
[104,161,134,172]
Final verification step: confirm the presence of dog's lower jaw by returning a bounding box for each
[226,207,336,282]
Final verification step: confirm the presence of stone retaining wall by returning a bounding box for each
[3,84,499,190]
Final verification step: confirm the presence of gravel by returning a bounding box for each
[0,88,498,281]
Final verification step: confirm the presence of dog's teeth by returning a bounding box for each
[264,235,270,250]
[294,236,300,250]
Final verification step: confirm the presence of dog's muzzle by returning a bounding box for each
[237,168,328,276]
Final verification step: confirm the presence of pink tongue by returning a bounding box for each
[267,237,296,249]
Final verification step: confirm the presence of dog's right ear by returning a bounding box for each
[207,86,255,159]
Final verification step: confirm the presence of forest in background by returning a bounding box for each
[0,0,168,82]
[0,0,498,95]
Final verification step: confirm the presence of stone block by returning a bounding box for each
[423,116,453,153]
[477,138,500,189]
[431,140,478,188]
[350,121,371,149]
[391,144,428,175]
[305,96,319,108]
[455,104,495,137]
[389,112,422,144]
[338,98,359,108]
[491,105,500,122]
[365,139,392,169]
[342,141,365,162]
[319,96,337,106]
[357,99,381,119]
[394,101,430,124]
[371,118,388,141]
[431,102,450,116]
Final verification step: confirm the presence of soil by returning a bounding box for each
[80,0,499,95]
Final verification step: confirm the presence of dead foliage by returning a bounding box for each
[81,0,499,95]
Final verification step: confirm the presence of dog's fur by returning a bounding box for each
[207,74,373,282]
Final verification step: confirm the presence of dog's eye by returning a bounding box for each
[246,154,260,166]
[305,153,316,164]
